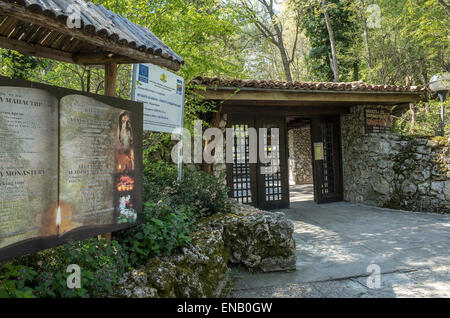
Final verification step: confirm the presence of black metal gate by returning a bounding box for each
[310,116,344,203]
[226,116,289,209]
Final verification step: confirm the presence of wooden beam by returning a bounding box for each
[223,105,351,116]
[199,89,423,105]
[0,2,181,71]
[0,35,75,63]
[73,53,138,65]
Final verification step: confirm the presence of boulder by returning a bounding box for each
[115,200,296,297]
[204,203,296,272]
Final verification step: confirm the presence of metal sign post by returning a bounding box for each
[177,81,186,181]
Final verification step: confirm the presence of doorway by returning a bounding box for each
[226,114,343,209]
[287,118,314,203]
[226,115,289,210]
[287,116,343,204]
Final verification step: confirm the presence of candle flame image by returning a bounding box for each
[56,206,61,234]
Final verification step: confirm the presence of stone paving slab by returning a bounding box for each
[232,199,450,298]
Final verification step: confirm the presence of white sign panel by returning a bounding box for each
[132,64,184,133]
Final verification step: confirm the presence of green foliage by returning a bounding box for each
[117,161,229,266]
[0,264,37,298]
[393,99,450,136]
[0,238,129,298]
[142,161,179,202]
[357,0,449,85]
[93,0,246,81]
[0,49,48,80]
[164,169,229,217]
[299,0,361,82]
[142,161,229,216]
[117,201,195,266]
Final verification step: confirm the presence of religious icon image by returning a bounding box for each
[115,111,135,172]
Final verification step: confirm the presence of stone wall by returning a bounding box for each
[288,126,313,185]
[341,105,450,213]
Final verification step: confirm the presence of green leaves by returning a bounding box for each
[0,238,130,298]
[393,100,450,136]
[130,201,195,260]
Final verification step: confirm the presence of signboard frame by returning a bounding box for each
[131,63,185,134]
[0,75,143,262]
[131,63,185,179]
[365,108,392,134]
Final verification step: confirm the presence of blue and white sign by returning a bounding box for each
[131,63,185,134]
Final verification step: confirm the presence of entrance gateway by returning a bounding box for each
[194,77,424,210]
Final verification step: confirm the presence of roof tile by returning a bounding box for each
[191,77,425,93]
[3,0,184,65]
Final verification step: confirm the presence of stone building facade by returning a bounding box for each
[288,127,313,185]
[209,105,450,213]
[341,105,450,213]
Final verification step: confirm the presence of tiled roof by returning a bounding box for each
[1,0,184,66]
[191,77,425,93]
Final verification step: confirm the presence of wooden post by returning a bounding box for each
[203,106,222,173]
[104,62,117,97]
[100,61,117,243]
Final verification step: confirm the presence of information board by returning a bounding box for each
[0,76,143,262]
[131,63,185,134]
[365,108,392,133]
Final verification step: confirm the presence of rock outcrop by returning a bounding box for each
[203,202,296,272]
[115,200,296,298]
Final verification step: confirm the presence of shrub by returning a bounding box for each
[116,201,195,267]
[0,264,36,298]
[164,169,229,217]
[0,238,129,298]
[393,100,450,136]
[143,161,178,203]
[142,161,229,217]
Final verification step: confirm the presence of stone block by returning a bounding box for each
[373,177,390,195]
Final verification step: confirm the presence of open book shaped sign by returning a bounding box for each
[0,76,143,262]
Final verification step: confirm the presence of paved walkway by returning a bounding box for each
[232,187,450,298]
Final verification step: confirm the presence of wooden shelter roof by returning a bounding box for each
[0,0,184,70]
[193,77,425,111]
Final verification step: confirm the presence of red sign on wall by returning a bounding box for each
[365,108,391,133]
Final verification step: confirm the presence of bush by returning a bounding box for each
[393,100,450,136]
[0,238,129,298]
[0,161,230,297]
[143,161,178,203]
[164,169,229,217]
[116,201,195,267]
[143,161,229,217]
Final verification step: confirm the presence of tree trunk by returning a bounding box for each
[322,0,339,82]
[86,68,91,93]
[272,11,292,82]
[360,0,372,74]
[278,40,293,82]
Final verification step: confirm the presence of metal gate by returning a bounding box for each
[226,116,289,209]
[310,116,344,203]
